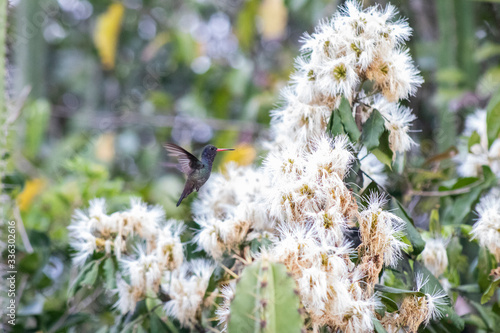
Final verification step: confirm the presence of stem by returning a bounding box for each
[14,205,34,253]
[408,179,485,197]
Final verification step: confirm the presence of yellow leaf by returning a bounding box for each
[221,143,257,170]
[16,178,46,212]
[95,132,115,163]
[94,3,125,70]
[141,32,170,62]
[259,0,288,40]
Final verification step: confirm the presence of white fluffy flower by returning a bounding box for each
[68,229,96,267]
[215,281,236,332]
[115,277,140,314]
[421,238,449,277]
[192,164,273,259]
[265,135,356,224]
[457,110,500,177]
[162,260,215,328]
[122,250,162,293]
[123,198,164,240]
[415,273,448,324]
[371,95,416,154]
[471,191,500,261]
[155,221,185,271]
[359,193,408,267]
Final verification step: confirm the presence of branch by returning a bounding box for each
[408,180,484,197]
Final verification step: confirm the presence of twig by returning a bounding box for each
[408,180,484,197]
[13,205,33,253]
[219,263,239,279]
[51,110,267,134]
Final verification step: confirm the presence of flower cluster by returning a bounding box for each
[210,2,425,332]
[456,110,500,177]
[471,191,500,261]
[69,199,216,327]
[261,135,407,331]
[271,0,422,154]
[192,163,275,259]
[69,198,170,266]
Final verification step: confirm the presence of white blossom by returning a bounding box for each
[471,191,500,261]
[162,260,215,328]
[456,110,500,177]
[421,238,449,277]
[359,193,408,267]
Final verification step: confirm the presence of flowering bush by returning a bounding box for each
[62,2,500,332]
[6,1,500,332]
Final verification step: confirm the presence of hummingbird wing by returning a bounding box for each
[164,143,203,175]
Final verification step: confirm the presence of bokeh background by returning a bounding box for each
[3,0,500,331]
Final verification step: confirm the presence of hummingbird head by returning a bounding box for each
[201,145,234,163]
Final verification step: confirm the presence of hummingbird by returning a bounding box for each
[164,143,234,207]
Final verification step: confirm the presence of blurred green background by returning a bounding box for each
[3,0,500,331]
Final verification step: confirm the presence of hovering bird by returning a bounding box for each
[164,143,234,206]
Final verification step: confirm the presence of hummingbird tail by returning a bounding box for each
[176,195,184,207]
[176,184,192,207]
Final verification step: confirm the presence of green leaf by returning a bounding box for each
[371,130,393,169]
[393,200,426,255]
[450,166,497,224]
[236,0,259,52]
[81,261,100,288]
[452,284,480,294]
[335,97,360,141]
[68,261,95,298]
[327,108,345,137]
[470,301,495,331]
[486,90,500,147]
[481,277,500,304]
[250,237,273,254]
[372,318,388,333]
[2,172,25,194]
[478,247,496,292]
[227,259,303,333]
[374,284,425,297]
[361,109,386,150]
[103,257,116,290]
[468,130,481,152]
[439,304,466,332]
[149,313,173,333]
[429,209,441,235]
[19,252,41,274]
[172,32,196,65]
[439,176,479,191]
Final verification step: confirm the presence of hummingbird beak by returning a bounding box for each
[216,148,235,152]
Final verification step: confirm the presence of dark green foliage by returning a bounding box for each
[361,109,386,150]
